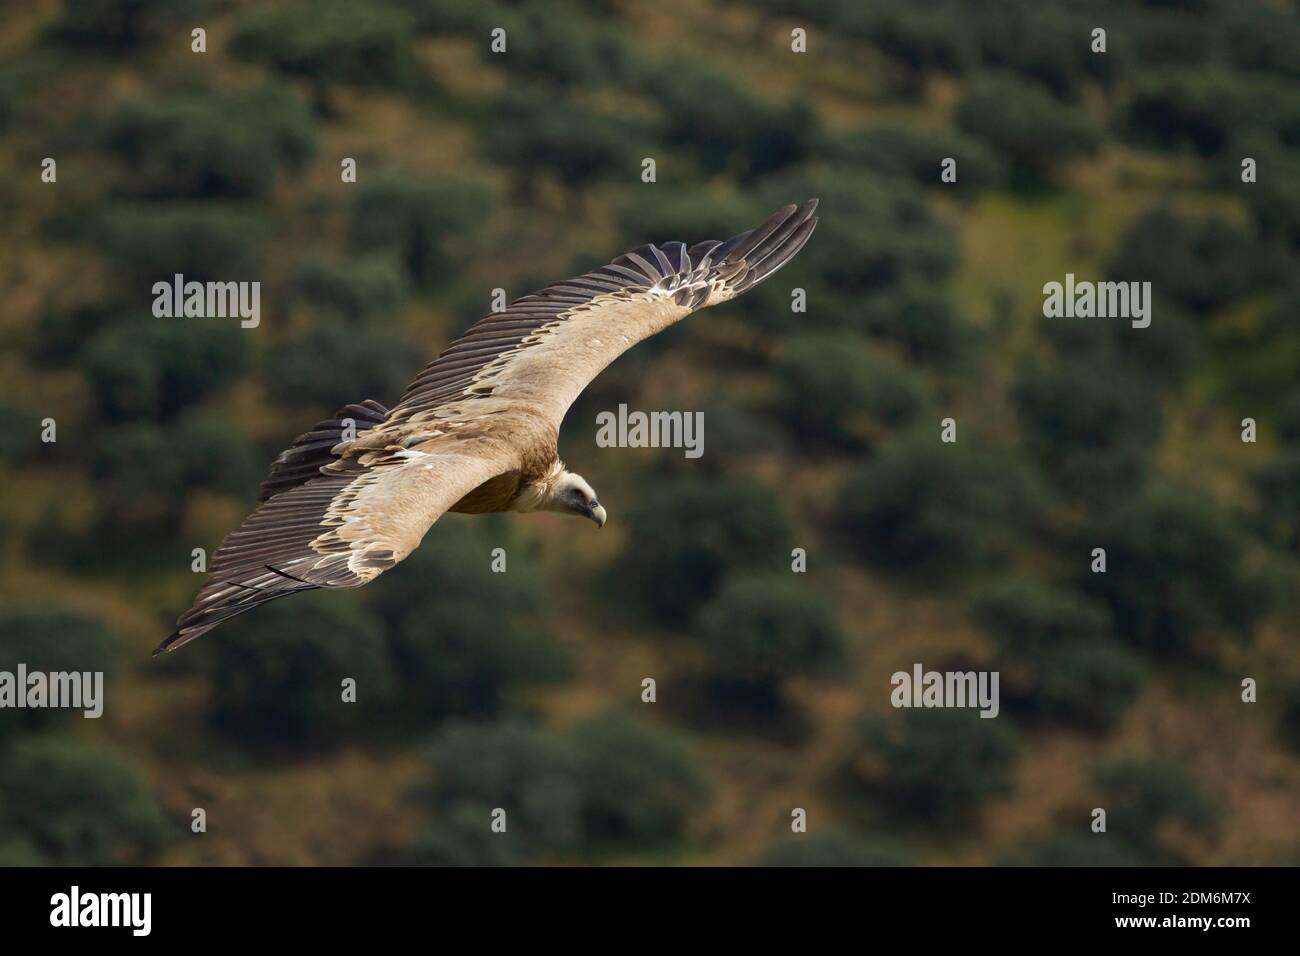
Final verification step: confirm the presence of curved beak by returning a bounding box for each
[588,502,607,529]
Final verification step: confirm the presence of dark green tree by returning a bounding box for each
[858,281,970,365]
[1012,356,1162,503]
[838,431,1042,576]
[96,203,269,288]
[1000,832,1145,867]
[349,174,490,287]
[482,89,642,190]
[0,737,172,865]
[972,579,1147,726]
[388,803,516,867]
[1091,756,1219,864]
[229,0,414,89]
[860,3,976,77]
[762,829,911,866]
[206,598,395,750]
[956,75,1101,181]
[567,713,710,844]
[759,172,957,326]
[774,333,928,449]
[830,125,1003,192]
[620,478,791,624]
[478,6,643,88]
[972,579,1114,662]
[850,708,1020,827]
[53,0,206,48]
[1039,641,1146,730]
[82,318,248,421]
[0,610,119,739]
[1080,486,1267,654]
[287,254,406,324]
[695,574,846,694]
[370,521,568,725]
[1125,70,1300,157]
[263,320,421,410]
[658,59,821,180]
[971,1,1108,97]
[0,401,42,465]
[87,413,260,552]
[104,88,314,199]
[413,723,583,858]
[1108,207,1288,315]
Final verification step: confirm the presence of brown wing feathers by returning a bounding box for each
[256,399,389,503]
[387,199,819,427]
[162,200,819,653]
[157,475,351,654]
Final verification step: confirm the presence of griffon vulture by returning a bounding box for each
[159,199,819,653]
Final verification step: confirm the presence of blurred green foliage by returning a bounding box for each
[838,432,1043,576]
[52,0,210,48]
[401,713,710,864]
[774,333,929,450]
[850,709,1021,828]
[104,89,315,199]
[287,254,407,323]
[620,478,791,624]
[1091,756,1220,865]
[762,830,911,867]
[230,0,415,90]
[263,320,421,410]
[957,75,1101,182]
[1109,207,1289,315]
[82,318,249,421]
[0,610,119,739]
[695,573,845,695]
[96,203,270,287]
[369,521,570,725]
[1079,487,1269,654]
[971,579,1145,729]
[206,599,396,749]
[0,737,172,866]
[2,0,1297,867]
[349,173,492,287]
[568,713,710,845]
[483,89,643,191]
[1012,355,1162,502]
[410,723,584,861]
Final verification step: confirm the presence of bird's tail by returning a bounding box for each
[255,399,389,503]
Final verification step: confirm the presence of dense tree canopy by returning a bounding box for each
[2,0,1294,867]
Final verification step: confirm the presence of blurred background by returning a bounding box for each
[0,0,1298,866]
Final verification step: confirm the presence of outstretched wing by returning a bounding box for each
[162,200,818,653]
[158,434,516,654]
[382,199,819,438]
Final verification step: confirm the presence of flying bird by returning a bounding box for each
[159,199,819,653]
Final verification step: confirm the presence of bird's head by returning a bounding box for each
[545,470,606,528]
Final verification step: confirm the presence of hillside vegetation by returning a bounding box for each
[0,0,1298,865]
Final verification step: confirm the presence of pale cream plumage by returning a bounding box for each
[161,199,819,653]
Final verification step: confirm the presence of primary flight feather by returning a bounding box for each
[160,199,819,653]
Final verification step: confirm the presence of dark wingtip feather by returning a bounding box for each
[716,199,819,294]
[710,200,817,265]
[152,630,183,657]
[721,202,799,261]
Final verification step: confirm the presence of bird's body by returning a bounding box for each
[160,199,819,654]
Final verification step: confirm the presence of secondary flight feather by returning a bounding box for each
[160,199,819,653]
